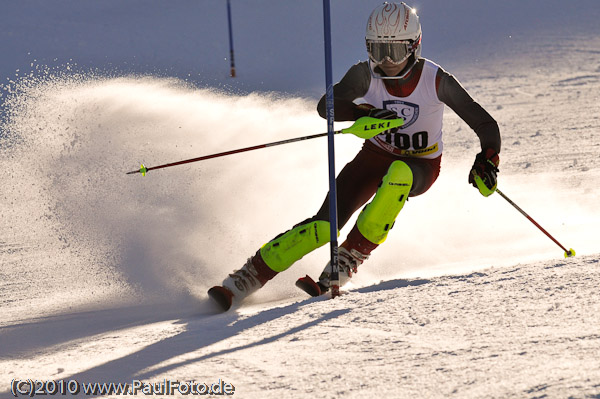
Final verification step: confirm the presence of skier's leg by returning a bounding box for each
[318,160,413,288]
[313,142,395,229]
[209,220,331,310]
[317,154,441,292]
[259,220,331,272]
[356,160,413,244]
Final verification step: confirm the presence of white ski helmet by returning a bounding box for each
[366,2,422,76]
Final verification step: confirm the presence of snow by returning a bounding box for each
[1,1,599,398]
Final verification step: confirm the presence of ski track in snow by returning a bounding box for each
[1,14,600,399]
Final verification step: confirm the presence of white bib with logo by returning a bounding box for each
[362,60,444,159]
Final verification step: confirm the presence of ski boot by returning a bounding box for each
[208,251,277,311]
[319,225,378,292]
[297,225,378,297]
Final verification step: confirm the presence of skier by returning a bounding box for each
[208,2,501,311]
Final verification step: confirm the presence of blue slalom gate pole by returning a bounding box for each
[322,0,340,297]
[226,0,236,77]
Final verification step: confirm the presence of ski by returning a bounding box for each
[208,286,234,312]
[295,275,330,297]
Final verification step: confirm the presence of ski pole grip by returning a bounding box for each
[341,117,404,139]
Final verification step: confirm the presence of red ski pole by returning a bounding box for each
[495,188,575,258]
[126,131,329,175]
[125,116,403,176]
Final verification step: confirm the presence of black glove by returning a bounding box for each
[367,107,398,120]
[364,108,399,136]
[469,148,500,197]
[354,104,398,120]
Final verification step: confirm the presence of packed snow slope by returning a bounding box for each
[1,1,599,398]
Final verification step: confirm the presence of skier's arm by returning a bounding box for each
[436,68,501,154]
[317,62,371,121]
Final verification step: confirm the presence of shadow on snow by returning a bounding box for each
[0,277,431,396]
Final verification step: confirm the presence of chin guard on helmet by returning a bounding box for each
[368,56,419,80]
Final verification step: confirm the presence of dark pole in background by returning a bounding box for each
[226,0,236,77]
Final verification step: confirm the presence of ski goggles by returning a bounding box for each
[367,39,419,65]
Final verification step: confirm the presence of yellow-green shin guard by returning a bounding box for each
[357,161,413,245]
[260,220,331,272]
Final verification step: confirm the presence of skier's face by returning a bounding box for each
[378,59,409,77]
